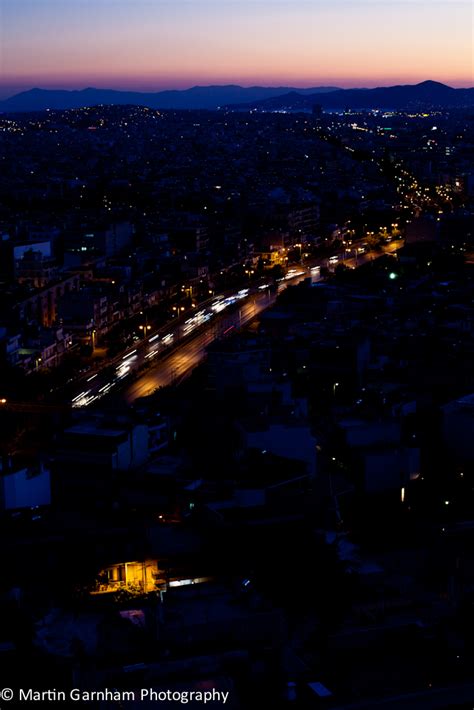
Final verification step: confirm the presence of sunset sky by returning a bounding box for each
[0,0,472,98]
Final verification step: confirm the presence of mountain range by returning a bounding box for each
[0,85,339,113]
[231,81,474,111]
[0,81,472,114]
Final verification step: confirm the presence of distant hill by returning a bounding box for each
[231,81,474,111]
[0,85,340,113]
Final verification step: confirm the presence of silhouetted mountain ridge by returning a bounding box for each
[231,81,474,111]
[0,85,340,112]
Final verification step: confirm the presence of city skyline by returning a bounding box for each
[2,4,474,701]
[0,0,472,99]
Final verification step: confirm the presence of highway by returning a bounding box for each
[70,240,402,407]
[122,291,272,401]
[70,272,305,408]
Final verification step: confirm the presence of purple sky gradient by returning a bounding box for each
[0,0,472,98]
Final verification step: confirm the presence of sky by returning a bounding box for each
[0,0,472,98]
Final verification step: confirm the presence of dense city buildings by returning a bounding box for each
[1,94,474,708]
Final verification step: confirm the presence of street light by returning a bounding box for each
[138,311,151,338]
[138,324,152,338]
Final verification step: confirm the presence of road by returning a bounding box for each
[71,277,298,407]
[70,240,401,407]
[122,292,271,401]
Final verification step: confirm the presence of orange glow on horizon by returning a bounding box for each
[1,0,472,94]
[1,70,472,93]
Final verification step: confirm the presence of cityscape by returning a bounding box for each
[0,1,474,708]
